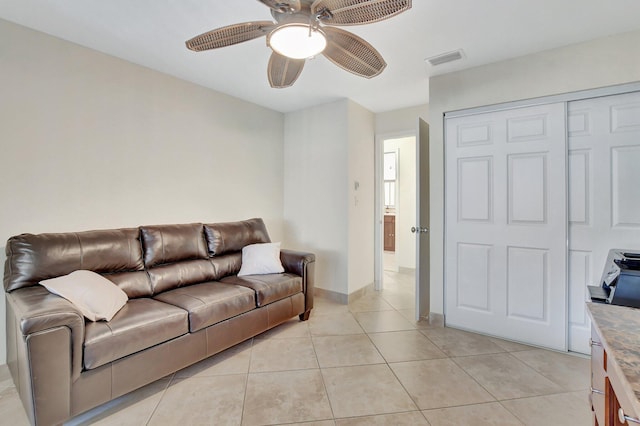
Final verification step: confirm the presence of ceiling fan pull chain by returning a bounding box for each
[308,15,321,35]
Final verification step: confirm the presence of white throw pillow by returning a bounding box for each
[40,270,128,321]
[238,242,285,276]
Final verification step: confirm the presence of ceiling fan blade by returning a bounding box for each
[311,0,411,25]
[322,27,386,78]
[268,52,305,88]
[258,0,302,13]
[186,21,275,52]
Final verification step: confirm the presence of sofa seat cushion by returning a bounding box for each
[154,282,256,332]
[220,273,302,307]
[84,298,188,370]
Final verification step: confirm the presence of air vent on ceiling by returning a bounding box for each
[425,49,465,66]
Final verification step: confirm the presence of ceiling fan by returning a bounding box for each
[186,0,412,88]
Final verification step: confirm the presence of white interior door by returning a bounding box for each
[445,103,568,350]
[568,90,640,353]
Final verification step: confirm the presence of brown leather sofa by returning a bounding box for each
[3,218,315,426]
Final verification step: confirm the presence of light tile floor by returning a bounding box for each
[0,270,592,425]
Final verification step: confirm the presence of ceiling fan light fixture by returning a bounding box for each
[267,23,327,59]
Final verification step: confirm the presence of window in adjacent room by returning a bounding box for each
[384,151,397,208]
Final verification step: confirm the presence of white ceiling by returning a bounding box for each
[2,1,640,113]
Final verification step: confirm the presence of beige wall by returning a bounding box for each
[283,100,349,295]
[376,104,429,136]
[347,101,375,295]
[0,19,285,364]
[429,29,640,315]
[284,99,376,298]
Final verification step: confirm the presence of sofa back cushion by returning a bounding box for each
[210,253,243,280]
[140,223,208,267]
[140,223,215,294]
[204,218,271,256]
[4,228,147,295]
[108,271,154,298]
[148,259,217,294]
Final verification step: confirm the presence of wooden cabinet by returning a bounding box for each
[591,324,640,426]
[606,362,640,426]
[607,379,625,426]
[383,215,395,252]
[589,304,640,426]
[591,327,606,426]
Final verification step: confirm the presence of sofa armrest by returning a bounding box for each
[280,249,315,319]
[280,249,314,276]
[7,285,86,381]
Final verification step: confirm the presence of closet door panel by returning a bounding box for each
[456,243,492,312]
[445,90,640,354]
[508,153,547,224]
[612,146,640,227]
[458,157,492,222]
[445,102,567,350]
[568,91,640,353]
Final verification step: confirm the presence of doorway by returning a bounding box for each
[377,135,417,312]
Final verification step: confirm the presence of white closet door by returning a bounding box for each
[568,91,640,354]
[445,103,568,351]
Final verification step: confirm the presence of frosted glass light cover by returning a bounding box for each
[268,24,327,59]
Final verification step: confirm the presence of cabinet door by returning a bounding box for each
[384,215,395,251]
[607,358,640,425]
[591,327,606,426]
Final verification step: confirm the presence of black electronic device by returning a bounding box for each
[588,249,640,308]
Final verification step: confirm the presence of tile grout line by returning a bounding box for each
[308,327,337,423]
[360,284,432,424]
[144,372,174,426]
[378,280,505,418]
[495,400,528,426]
[448,351,520,403]
[239,337,255,426]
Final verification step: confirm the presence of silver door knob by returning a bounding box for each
[411,227,429,233]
